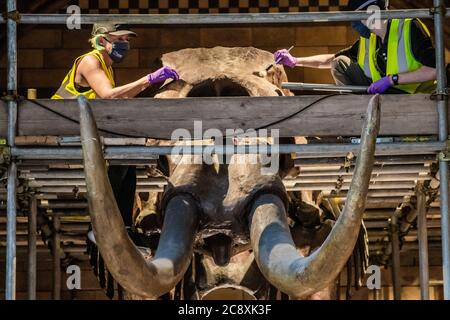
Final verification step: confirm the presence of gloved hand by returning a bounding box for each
[274,49,297,68]
[367,76,393,94]
[148,66,179,85]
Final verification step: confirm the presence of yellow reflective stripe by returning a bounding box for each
[387,19,400,76]
[358,37,372,78]
[403,19,413,70]
[368,34,381,81]
[386,19,420,93]
[401,19,420,94]
[395,19,435,94]
[403,19,422,72]
[416,18,431,37]
[358,37,366,69]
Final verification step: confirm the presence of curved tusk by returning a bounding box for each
[79,96,198,299]
[250,94,380,298]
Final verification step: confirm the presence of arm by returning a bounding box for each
[368,66,436,94]
[296,54,335,69]
[296,42,358,69]
[395,66,436,85]
[79,55,149,99]
[275,43,358,70]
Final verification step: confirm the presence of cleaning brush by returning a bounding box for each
[255,46,295,77]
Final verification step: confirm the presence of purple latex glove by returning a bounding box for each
[367,76,393,94]
[274,49,297,68]
[148,66,179,85]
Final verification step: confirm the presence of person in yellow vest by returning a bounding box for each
[52,23,179,233]
[52,23,178,99]
[274,0,437,94]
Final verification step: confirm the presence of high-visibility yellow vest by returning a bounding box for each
[52,50,115,99]
[358,18,436,94]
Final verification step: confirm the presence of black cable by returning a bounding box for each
[254,93,342,130]
[22,78,180,139]
[21,93,344,141]
[24,98,169,140]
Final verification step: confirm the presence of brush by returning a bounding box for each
[255,46,294,78]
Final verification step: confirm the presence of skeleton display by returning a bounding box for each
[80,47,380,300]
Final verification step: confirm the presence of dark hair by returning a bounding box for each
[346,0,388,11]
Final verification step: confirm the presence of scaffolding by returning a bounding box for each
[1,0,449,300]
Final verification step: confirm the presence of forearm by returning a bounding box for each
[100,76,150,99]
[296,54,335,69]
[396,66,436,85]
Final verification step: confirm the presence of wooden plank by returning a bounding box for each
[0,95,444,138]
[15,136,58,146]
[14,136,146,146]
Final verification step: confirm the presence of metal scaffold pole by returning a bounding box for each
[0,9,448,25]
[5,0,18,301]
[390,214,402,300]
[52,216,61,300]
[27,195,37,300]
[433,0,450,300]
[417,183,429,300]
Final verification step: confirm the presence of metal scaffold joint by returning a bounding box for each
[0,145,11,166]
[431,88,450,102]
[1,9,20,22]
[437,138,450,162]
[1,92,20,102]
[430,4,447,16]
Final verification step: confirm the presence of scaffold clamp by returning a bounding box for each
[0,145,11,166]
[430,5,447,16]
[437,138,450,161]
[1,9,21,22]
[0,92,21,102]
[431,88,449,102]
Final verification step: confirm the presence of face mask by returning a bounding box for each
[105,39,130,63]
[351,21,372,39]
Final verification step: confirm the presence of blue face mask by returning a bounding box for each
[105,39,130,63]
[351,21,372,39]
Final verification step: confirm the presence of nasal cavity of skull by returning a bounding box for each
[204,233,233,267]
[187,78,250,97]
